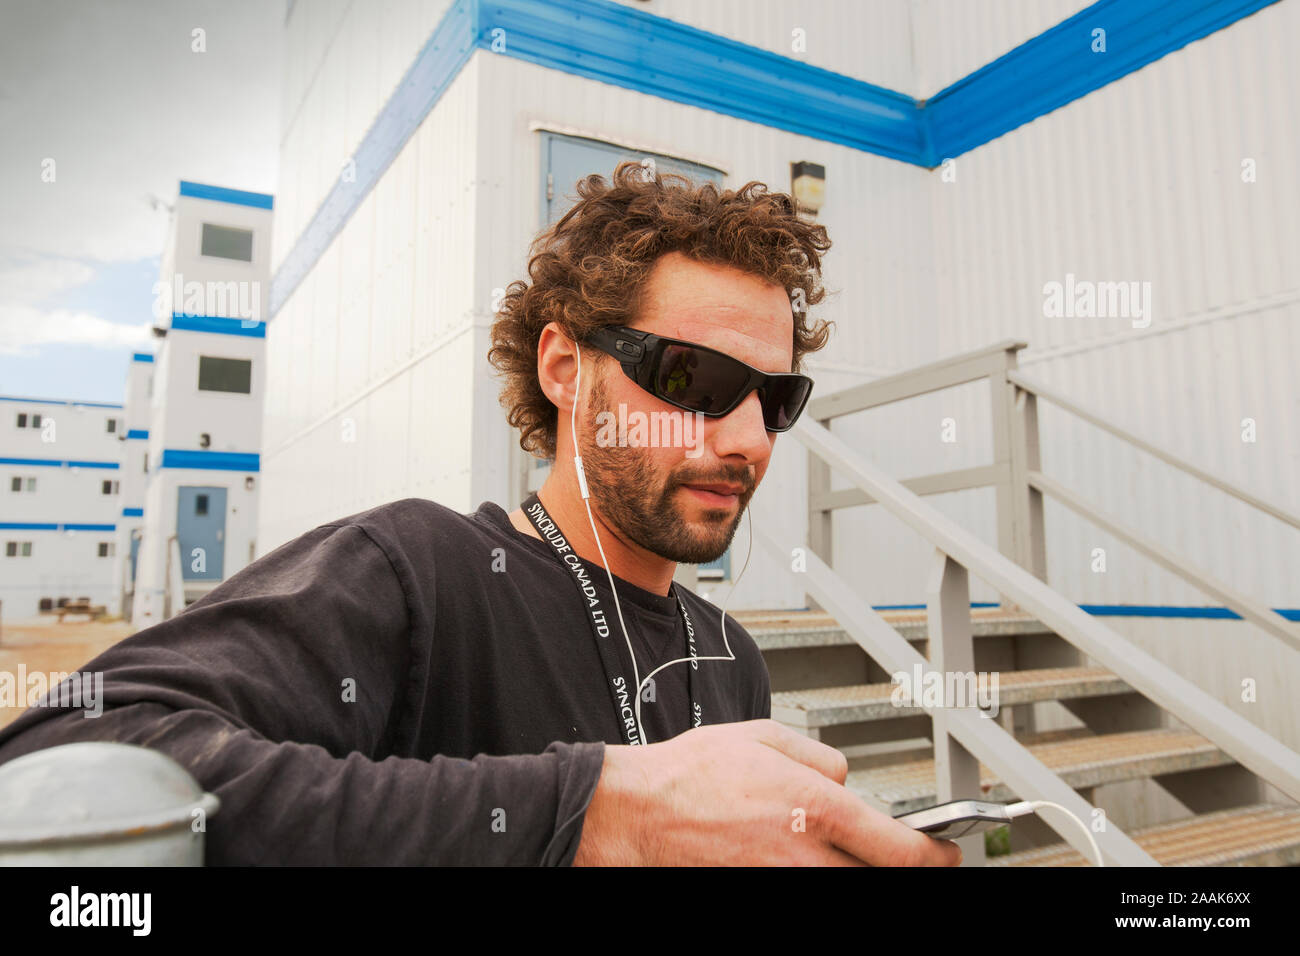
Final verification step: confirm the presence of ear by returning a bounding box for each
[536,322,580,414]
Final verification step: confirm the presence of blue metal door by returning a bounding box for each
[177,486,226,580]
[541,132,723,226]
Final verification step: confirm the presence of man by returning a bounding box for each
[0,164,959,867]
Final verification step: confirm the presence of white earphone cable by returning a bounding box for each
[1004,800,1105,867]
[569,339,747,745]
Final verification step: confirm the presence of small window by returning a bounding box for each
[4,542,14,557]
[102,479,113,495]
[107,418,117,433]
[200,223,254,262]
[31,413,41,427]
[196,494,209,516]
[9,477,19,492]
[25,477,35,491]
[198,355,252,394]
[143,452,148,473]
[98,542,114,558]
[16,413,26,427]
[22,542,32,557]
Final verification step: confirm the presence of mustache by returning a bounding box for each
[673,470,753,493]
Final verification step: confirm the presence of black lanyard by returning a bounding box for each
[522,492,701,745]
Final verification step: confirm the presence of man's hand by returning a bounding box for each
[573,719,963,866]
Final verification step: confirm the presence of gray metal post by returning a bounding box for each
[806,418,833,611]
[926,549,987,866]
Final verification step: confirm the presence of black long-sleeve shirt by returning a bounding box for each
[0,497,770,865]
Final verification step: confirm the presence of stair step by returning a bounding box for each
[772,666,1129,727]
[989,803,1300,867]
[738,606,1050,651]
[846,728,1234,815]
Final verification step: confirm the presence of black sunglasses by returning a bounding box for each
[582,326,814,432]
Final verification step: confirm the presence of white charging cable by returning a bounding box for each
[569,339,749,745]
[1004,800,1105,867]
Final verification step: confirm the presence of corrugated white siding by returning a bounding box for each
[897,0,1300,610]
[260,49,481,552]
[273,0,455,276]
[910,0,1094,97]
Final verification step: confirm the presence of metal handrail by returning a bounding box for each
[782,415,1300,827]
[807,338,1027,420]
[1008,369,1300,532]
[754,521,1158,865]
[1028,470,1300,652]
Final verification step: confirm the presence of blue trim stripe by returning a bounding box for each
[1080,604,1300,622]
[924,0,1284,162]
[847,602,1300,622]
[126,429,149,440]
[0,396,123,408]
[269,0,1279,319]
[0,457,119,469]
[122,507,144,517]
[132,352,155,363]
[171,313,267,338]
[487,0,922,159]
[160,449,259,472]
[0,522,117,532]
[179,180,274,210]
[270,0,478,315]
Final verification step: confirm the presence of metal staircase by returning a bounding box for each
[745,342,1300,866]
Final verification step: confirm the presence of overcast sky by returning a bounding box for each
[0,0,284,403]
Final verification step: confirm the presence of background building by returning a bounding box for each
[261,0,1296,611]
[0,395,125,618]
[129,181,273,626]
[113,352,153,621]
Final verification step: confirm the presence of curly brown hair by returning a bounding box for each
[488,161,834,461]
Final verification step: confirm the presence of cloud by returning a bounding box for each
[0,305,152,356]
[0,254,151,355]
[0,254,97,304]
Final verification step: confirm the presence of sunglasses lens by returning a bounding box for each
[651,341,810,430]
[655,344,750,415]
[761,376,812,431]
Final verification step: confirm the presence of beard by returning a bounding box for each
[576,372,754,564]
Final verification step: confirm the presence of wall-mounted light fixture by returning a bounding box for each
[791,161,825,214]
[244,476,255,491]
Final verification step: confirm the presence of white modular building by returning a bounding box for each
[0,395,126,620]
[256,1,1300,843]
[113,351,154,620]
[129,181,274,626]
[261,0,1297,615]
